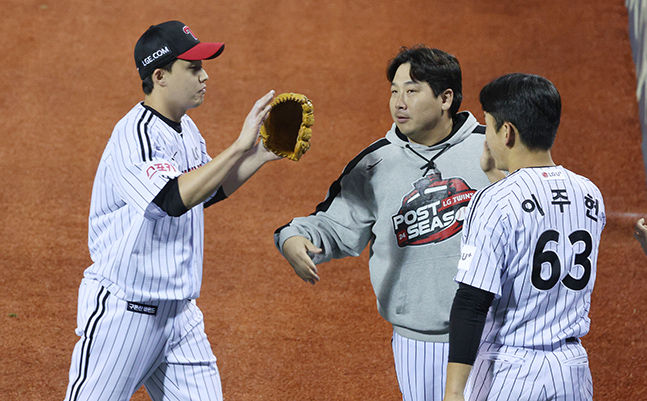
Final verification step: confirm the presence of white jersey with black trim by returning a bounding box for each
[84,103,212,302]
[456,166,606,349]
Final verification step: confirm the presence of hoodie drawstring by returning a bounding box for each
[405,144,452,176]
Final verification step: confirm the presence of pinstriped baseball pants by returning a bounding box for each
[466,341,593,401]
[64,278,223,401]
[392,331,449,401]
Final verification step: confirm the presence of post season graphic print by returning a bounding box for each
[392,172,475,246]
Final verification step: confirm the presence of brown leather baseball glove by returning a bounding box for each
[260,93,314,161]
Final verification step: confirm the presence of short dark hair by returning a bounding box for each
[386,45,463,117]
[141,59,177,95]
[479,73,561,151]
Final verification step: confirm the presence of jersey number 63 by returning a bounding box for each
[532,230,593,291]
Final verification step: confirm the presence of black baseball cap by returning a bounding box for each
[134,20,225,80]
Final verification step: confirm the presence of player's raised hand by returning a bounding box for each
[480,140,506,183]
[634,218,647,256]
[235,90,275,152]
[480,140,495,171]
[281,236,322,285]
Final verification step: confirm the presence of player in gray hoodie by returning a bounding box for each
[274,45,503,401]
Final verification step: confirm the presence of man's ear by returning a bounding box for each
[440,89,454,113]
[503,122,517,149]
[152,68,167,88]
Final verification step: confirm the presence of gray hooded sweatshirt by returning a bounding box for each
[275,111,493,342]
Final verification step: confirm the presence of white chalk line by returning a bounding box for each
[607,212,645,220]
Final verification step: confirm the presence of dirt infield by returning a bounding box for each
[1,0,646,399]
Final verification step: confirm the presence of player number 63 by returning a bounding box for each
[531,229,593,291]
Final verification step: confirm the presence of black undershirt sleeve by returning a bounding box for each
[448,283,495,365]
[204,187,227,208]
[153,178,228,215]
[152,178,189,217]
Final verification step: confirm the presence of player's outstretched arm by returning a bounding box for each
[480,140,506,183]
[177,90,275,209]
[220,140,282,197]
[281,236,322,285]
[634,218,647,256]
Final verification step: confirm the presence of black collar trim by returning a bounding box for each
[141,103,183,133]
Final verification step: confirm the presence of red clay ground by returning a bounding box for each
[1,0,646,400]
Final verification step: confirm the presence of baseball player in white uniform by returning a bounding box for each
[64,21,281,401]
[443,73,606,401]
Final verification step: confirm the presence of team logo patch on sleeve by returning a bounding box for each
[143,160,181,180]
[391,173,476,247]
[458,245,476,271]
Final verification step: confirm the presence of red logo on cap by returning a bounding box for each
[183,26,197,40]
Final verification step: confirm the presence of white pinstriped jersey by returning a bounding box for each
[85,103,212,302]
[456,166,605,349]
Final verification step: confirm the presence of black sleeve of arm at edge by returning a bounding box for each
[153,178,188,217]
[153,178,227,216]
[204,187,227,208]
[448,283,495,365]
